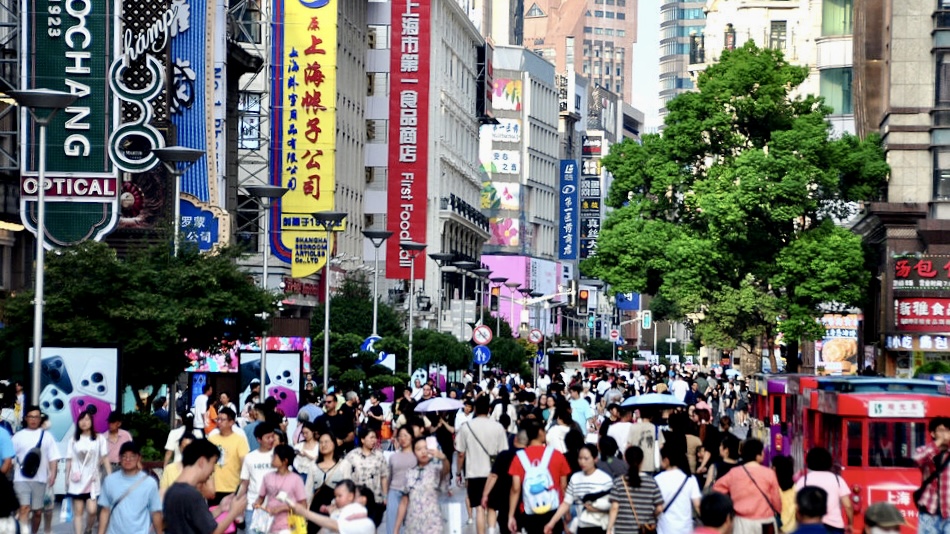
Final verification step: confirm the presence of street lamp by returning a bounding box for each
[454,261,478,341]
[504,281,521,338]
[530,290,544,384]
[152,146,205,256]
[489,276,507,335]
[518,288,534,335]
[9,89,78,405]
[246,185,289,389]
[471,268,491,326]
[400,242,428,375]
[313,211,348,393]
[429,253,454,333]
[361,229,393,336]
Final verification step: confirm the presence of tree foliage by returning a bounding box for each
[0,241,274,408]
[582,42,888,370]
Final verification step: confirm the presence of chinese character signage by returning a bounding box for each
[180,197,227,252]
[869,400,925,418]
[894,297,950,331]
[270,0,338,277]
[579,174,601,259]
[490,119,521,143]
[817,313,861,375]
[386,0,431,280]
[867,484,920,533]
[891,255,950,292]
[886,333,950,352]
[20,0,120,247]
[558,160,578,260]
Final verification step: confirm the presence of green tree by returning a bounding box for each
[0,242,273,409]
[582,42,888,373]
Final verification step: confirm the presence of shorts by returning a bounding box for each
[14,481,46,511]
[466,477,487,505]
[68,493,92,501]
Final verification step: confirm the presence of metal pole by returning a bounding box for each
[371,245,381,336]
[408,259,415,375]
[459,274,467,341]
[653,321,658,359]
[479,277,485,326]
[323,226,332,393]
[508,288,515,337]
[495,287,501,337]
[30,122,47,405]
[173,171,181,257]
[436,270,443,334]
[260,199,270,390]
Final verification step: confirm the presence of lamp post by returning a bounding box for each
[504,281,521,338]
[361,229,393,336]
[530,290,544,385]
[471,268,490,326]
[400,242,428,375]
[489,276,507,335]
[313,211,348,393]
[518,288,533,336]
[429,253,454,334]
[152,146,206,256]
[9,89,78,405]
[246,185,289,390]
[454,261,477,341]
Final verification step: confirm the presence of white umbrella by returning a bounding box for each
[414,397,464,412]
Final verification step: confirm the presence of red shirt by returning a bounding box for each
[914,442,950,517]
[508,445,572,512]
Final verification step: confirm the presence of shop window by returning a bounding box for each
[238,92,262,150]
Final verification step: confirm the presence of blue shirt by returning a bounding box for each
[569,397,594,431]
[98,471,162,534]
[299,403,324,424]
[792,524,831,534]
[244,421,261,452]
[0,427,13,462]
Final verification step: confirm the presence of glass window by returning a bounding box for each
[230,0,261,43]
[934,148,950,200]
[770,21,787,49]
[606,11,615,18]
[617,12,625,19]
[821,0,854,36]
[238,92,262,150]
[618,0,625,5]
[847,420,863,467]
[594,27,604,34]
[820,67,853,114]
[869,422,926,467]
[584,26,592,33]
[594,10,604,17]
[526,3,544,17]
[606,28,614,36]
[938,52,950,107]
[617,29,625,37]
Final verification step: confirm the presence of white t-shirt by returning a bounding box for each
[66,434,108,497]
[655,469,701,534]
[607,421,632,453]
[193,394,209,428]
[333,502,376,534]
[537,375,551,392]
[596,380,611,396]
[164,426,204,464]
[240,448,275,511]
[670,379,689,402]
[13,427,62,483]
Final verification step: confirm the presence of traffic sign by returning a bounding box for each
[472,325,493,346]
[536,350,544,364]
[473,346,492,365]
[528,329,543,344]
[609,329,620,342]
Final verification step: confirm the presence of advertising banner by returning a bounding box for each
[817,313,861,375]
[490,119,521,143]
[579,175,602,259]
[558,160,578,260]
[20,0,120,247]
[238,351,301,417]
[386,0,431,280]
[270,0,338,277]
[891,255,950,292]
[894,297,950,332]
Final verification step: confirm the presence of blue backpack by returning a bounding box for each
[517,446,560,515]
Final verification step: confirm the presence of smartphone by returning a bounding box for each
[425,436,438,451]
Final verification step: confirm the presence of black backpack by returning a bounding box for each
[19,430,45,479]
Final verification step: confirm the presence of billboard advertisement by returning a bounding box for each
[387,0,431,280]
[558,160,578,260]
[270,0,339,277]
[817,313,861,375]
[894,297,950,332]
[238,349,304,417]
[20,0,120,247]
[579,175,602,259]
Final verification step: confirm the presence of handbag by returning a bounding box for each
[288,511,307,534]
[622,478,657,534]
[740,465,782,530]
[248,508,274,534]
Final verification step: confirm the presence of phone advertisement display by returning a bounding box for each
[238,351,302,417]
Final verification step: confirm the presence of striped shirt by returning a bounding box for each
[564,469,614,528]
[609,474,664,534]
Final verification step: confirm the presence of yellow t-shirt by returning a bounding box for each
[209,431,249,493]
[780,487,797,533]
[160,462,183,492]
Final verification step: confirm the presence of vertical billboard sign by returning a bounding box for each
[386,0,431,280]
[20,0,120,247]
[270,0,339,278]
[558,160,578,260]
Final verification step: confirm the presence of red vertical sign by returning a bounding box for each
[387,0,430,279]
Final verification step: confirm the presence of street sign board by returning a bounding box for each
[528,329,543,344]
[665,338,677,343]
[536,350,544,364]
[641,310,652,329]
[473,346,492,365]
[609,329,620,341]
[472,325,493,346]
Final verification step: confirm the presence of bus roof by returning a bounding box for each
[814,376,948,394]
[816,391,950,417]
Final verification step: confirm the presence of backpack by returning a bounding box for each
[19,430,45,479]
[517,446,560,515]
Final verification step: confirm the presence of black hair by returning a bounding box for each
[318,431,342,461]
[771,455,795,491]
[796,486,829,519]
[521,418,545,443]
[930,417,950,434]
[720,434,740,460]
[107,411,123,424]
[182,412,195,433]
[254,423,276,440]
[554,406,573,426]
[598,435,619,459]
[699,493,734,528]
[203,384,213,394]
[580,443,598,460]
[356,484,383,526]
[357,426,376,443]
[273,444,296,465]
[625,446,644,488]
[661,444,692,475]
[218,407,236,421]
[337,479,357,495]
[474,395,490,416]
[178,434,196,447]
[805,446,833,472]
[73,409,97,442]
[739,438,765,463]
[182,438,220,466]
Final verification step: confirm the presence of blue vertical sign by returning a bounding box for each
[558,160,579,260]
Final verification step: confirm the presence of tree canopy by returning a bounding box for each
[581,42,889,370]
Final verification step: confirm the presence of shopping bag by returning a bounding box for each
[441,500,463,534]
[248,508,274,534]
[59,498,72,523]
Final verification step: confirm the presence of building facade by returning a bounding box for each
[658,0,705,117]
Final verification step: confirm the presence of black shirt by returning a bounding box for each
[329,412,355,451]
[163,483,217,534]
[367,405,384,432]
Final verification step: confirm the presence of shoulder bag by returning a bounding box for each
[103,474,149,532]
[915,450,950,504]
[740,465,782,530]
[662,473,690,513]
[622,478,657,534]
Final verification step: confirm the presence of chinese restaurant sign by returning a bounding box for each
[894,297,950,332]
[892,255,950,292]
[270,0,338,277]
[886,333,950,352]
[386,0,430,280]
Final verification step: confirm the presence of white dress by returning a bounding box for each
[66,434,107,498]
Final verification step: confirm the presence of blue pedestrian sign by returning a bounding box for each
[536,350,544,364]
[362,335,390,365]
[473,346,492,365]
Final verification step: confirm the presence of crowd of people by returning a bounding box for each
[0,367,929,534]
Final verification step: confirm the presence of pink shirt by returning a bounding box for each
[106,429,133,463]
[712,462,781,520]
[260,472,307,532]
[794,471,850,529]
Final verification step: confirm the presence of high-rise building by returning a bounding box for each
[658,0,705,117]
[522,0,638,102]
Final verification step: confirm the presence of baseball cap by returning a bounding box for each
[863,503,906,528]
[119,441,141,456]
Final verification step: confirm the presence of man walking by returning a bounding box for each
[13,405,61,534]
[914,416,950,534]
[164,439,247,534]
[193,384,213,435]
[207,407,249,504]
[507,419,571,534]
[239,424,277,527]
[568,385,594,433]
[457,395,509,534]
[98,441,163,534]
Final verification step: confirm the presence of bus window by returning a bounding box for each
[870,422,927,468]
[846,420,863,467]
[772,396,782,425]
[822,414,843,465]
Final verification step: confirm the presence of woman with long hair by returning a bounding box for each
[655,445,701,534]
[306,431,353,532]
[394,437,450,534]
[293,422,320,486]
[255,444,307,533]
[344,427,388,504]
[545,443,614,534]
[607,446,663,534]
[702,434,740,492]
[546,407,574,453]
[65,410,110,534]
[772,455,797,533]
[491,385,518,434]
[163,411,199,466]
[385,426,417,534]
